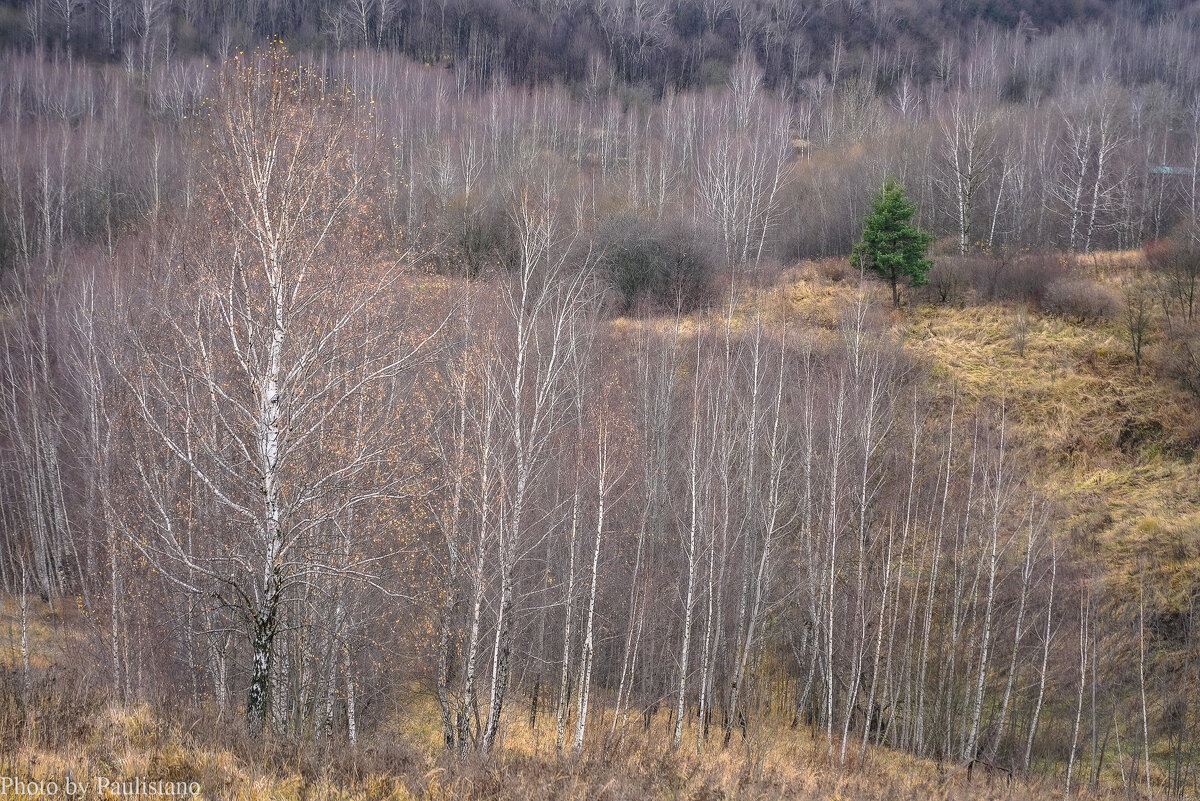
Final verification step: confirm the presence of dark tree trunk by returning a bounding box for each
[247,601,277,737]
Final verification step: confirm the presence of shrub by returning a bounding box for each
[596,213,719,312]
[926,259,963,303]
[1163,330,1200,403]
[964,251,1068,304]
[1146,236,1199,324]
[1042,277,1120,322]
[815,258,850,283]
[1011,307,1030,356]
[425,194,519,277]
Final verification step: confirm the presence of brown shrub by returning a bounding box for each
[926,259,964,303]
[1041,277,1120,322]
[814,257,851,283]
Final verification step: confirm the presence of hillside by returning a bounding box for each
[4,252,1197,799]
[4,10,1200,798]
[773,256,1200,591]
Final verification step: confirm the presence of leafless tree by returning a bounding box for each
[1124,279,1152,371]
[935,94,996,255]
[118,48,442,735]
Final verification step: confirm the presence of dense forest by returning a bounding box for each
[2,2,1200,800]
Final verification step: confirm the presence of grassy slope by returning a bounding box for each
[774,257,1200,608]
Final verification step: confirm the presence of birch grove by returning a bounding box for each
[2,29,1200,796]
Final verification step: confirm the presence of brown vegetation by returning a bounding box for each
[3,6,1200,797]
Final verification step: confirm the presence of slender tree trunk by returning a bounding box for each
[965,413,1005,760]
[1024,543,1056,772]
[345,643,358,746]
[556,462,582,750]
[990,502,1037,761]
[1140,587,1152,798]
[573,431,608,754]
[1066,591,1089,798]
[674,343,705,751]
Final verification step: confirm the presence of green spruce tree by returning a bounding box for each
[851,177,933,307]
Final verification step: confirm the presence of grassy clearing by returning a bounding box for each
[904,288,1200,609]
[768,259,1200,613]
[616,256,1198,611]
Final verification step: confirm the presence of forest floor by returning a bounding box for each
[0,665,1132,801]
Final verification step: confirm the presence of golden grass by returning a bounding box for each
[611,257,1199,610]
[0,700,420,800]
[0,691,1130,801]
[1081,248,1149,282]
[900,295,1199,604]
[757,260,1200,610]
[0,594,91,672]
[0,604,1120,801]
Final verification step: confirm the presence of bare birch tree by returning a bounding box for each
[119,48,442,735]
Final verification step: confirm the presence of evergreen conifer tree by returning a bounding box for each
[851,178,933,307]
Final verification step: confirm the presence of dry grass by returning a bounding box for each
[760,258,1200,612]
[0,602,1118,801]
[617,256,1199,609]
[900,281,1200,609]
[0,687,1130,801]
[1081,248,1149,282]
